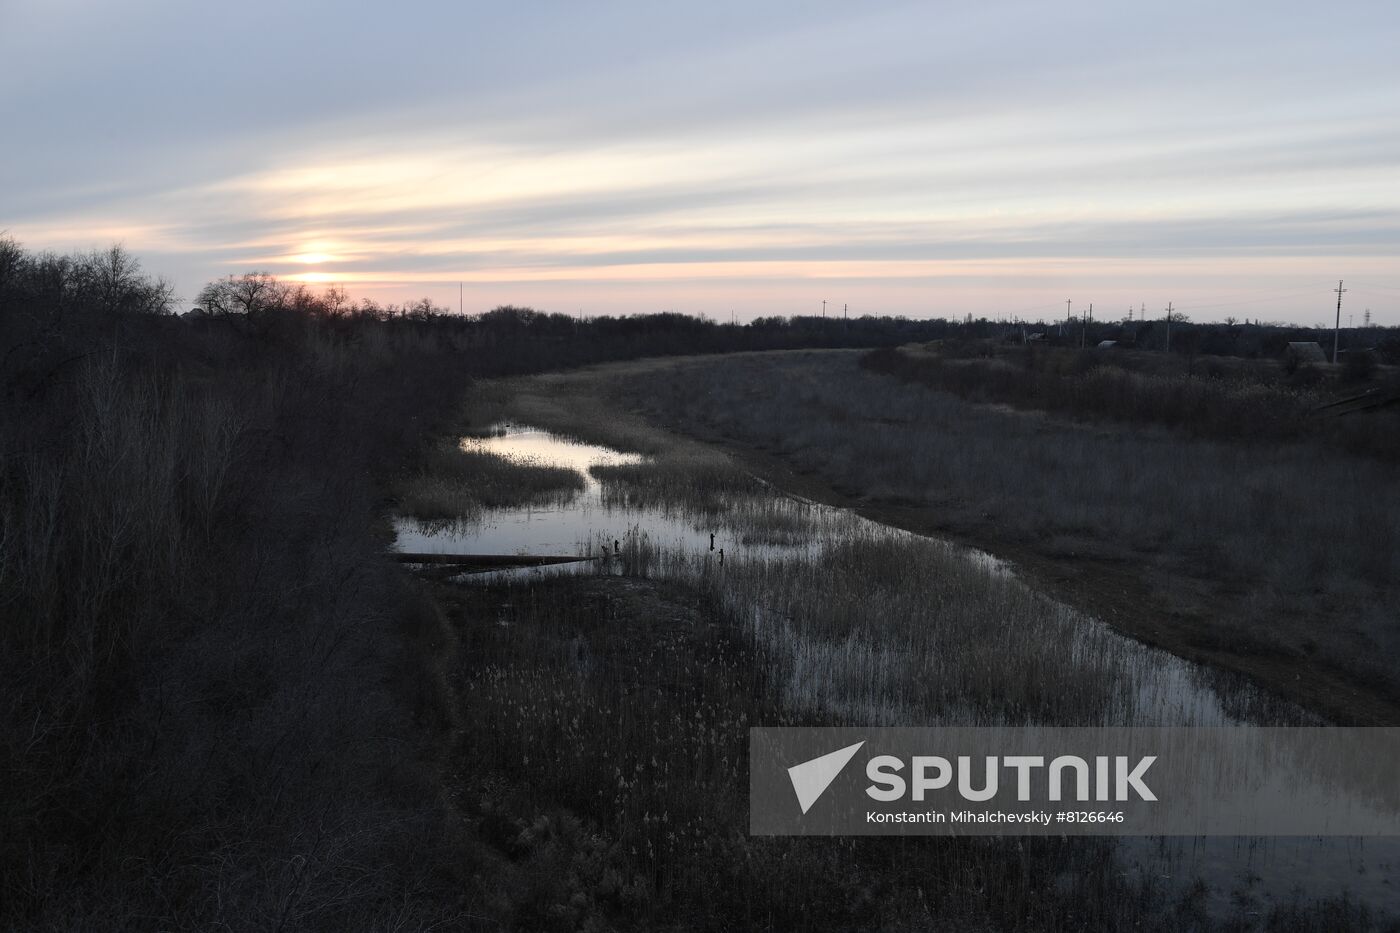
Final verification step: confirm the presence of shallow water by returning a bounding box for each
[395,424,1281,728]
[396,424,836,564]
[394,423,1398,920]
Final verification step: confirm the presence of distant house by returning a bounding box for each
[1285,341,1327,364]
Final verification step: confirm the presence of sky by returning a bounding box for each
[3,0,1399,324]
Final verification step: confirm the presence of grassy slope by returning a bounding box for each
[545,350,1399,726]
[403,372,1382,931]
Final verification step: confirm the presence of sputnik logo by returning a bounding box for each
[787,741,866,814]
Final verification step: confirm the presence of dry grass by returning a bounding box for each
[591,456,761,506]
[397,442,586,520]
[592,351,1400,702]
[866,342,1400,461]
[435,573,1243,930]
[394,368,1369,929]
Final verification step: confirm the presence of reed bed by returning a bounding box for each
[396,442,586,519]
[594,476,819,547]
[442,572,1238,930]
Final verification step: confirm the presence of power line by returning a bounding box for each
[1332,280,1347,363]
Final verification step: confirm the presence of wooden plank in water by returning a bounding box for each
[393,552,597,568]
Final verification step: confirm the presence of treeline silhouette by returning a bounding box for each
[0,239,948,928]
[184,273,951,374]
[942,313,1400,365]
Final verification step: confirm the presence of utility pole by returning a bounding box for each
[1332,280,1346,363]
[459,282,463,315]
[1164,302,1173,353]
[822,299,827,318]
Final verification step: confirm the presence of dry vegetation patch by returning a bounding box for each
[397,442,587,519]
[575,351,1400,724]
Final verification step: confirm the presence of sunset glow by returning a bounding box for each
[4,1,1398,322]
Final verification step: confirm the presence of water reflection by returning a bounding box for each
[393,422,1397,920]
[394,424,1291,728]
[461,424,644,492]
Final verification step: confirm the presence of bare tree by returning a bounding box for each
[196,272,287,319]
[323,284,350,317]
[0,235,23,297]
[62,245,174,316]
[405,297,442,320]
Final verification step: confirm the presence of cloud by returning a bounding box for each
[3,0,1398,320]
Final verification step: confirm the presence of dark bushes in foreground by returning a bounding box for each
[1,242,475,928]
